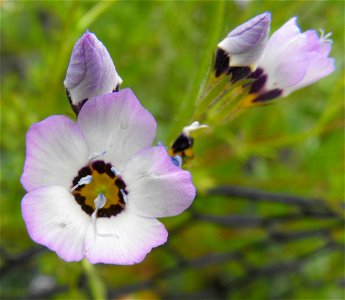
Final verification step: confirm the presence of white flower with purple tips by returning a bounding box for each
[250,17,335,101]
[21,89,196,264]
[64,31,123,114]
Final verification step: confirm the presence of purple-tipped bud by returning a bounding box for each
[217,12,271,69]
[64,31,122,114]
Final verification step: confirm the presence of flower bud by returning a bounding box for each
[215,12,271,76]
[64,31,122,114]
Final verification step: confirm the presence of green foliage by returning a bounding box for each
[1,1,344,299]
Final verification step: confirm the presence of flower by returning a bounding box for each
[215,12,271,77]
[249,17,335,102]
[64,31,123,114]
[21,89,196,264]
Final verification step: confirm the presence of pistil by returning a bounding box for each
[91,193,119,239]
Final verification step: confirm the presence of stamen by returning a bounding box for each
[111,166,120,176]
[88,150,107,161]
[182,121,208,136]
[91,193,119,239]
[94,193,106,209]
[120,189,128,204]
[319,29,333,44]
[171,155,183,167]
[70,175,92,192]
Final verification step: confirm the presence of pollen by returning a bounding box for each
[71,160,127,217]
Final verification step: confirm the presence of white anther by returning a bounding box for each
[171,155,183,168]
[182,121,208,136]
[70,175,92,192]
[94,193,106,209]
[91,193,119,240]
[88,150,107,161]
[120,189,128,204]
[111,166,120,176]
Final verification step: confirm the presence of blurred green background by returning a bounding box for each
[1,1,344,299]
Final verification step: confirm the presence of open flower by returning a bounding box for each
[64,31,123,114]
[21,89,196,264]
[215,12,271,77]
[249,17,335,102]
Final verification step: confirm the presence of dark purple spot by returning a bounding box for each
[74,194,86,205]
[66,88,88,116]
[81,204,94,216]
[92,160,106,174]
[214,48,230,77]
[79,166,92,178]
[113,84,120,92]
[249,68,264,79]
[117,190,127,205]
[228,67,251,83]
[105,163,116,178]
[171,133,193,154]
[250,75,267,93]
[115,178,126,190]
[98,204,123,218]
[253,89,283,102]
[72,166,92,189]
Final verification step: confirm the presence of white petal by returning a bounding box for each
[258,17,302,73]
[21,186,90,262]
[84,209,167,264]
[267,50,309,90]
[284,55,335,95]
[77,89,156,170]
[21,115,89,192]
[122,146,196,218]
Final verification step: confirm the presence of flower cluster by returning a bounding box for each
[214,12,335,106]
[21,32,196,264]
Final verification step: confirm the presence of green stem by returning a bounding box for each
[77,0,118,32]
[167,0,226,141]
[82,259,107,300]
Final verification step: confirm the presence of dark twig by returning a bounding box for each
[108,223,343,298]
[207,185,340,213]
[193,212,342,228]
[0,246,46,277]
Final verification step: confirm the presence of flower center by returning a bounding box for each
[71,160,127,218]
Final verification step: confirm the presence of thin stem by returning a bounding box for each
[167,0,226,141]
[77,1,118,32]
[82,259,107,300]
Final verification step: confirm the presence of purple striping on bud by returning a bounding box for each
[64,31,122,114]
[216,11,271,74]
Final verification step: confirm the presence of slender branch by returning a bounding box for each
[193,211,342,228]
[0,246,45,277]
[207,185,340,212]
[108,224,343,298]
